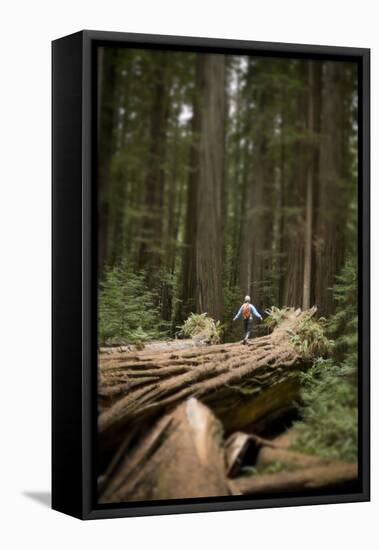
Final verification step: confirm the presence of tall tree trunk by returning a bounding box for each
[281,61,308,308]
[107,54,132,267]
[182,54,226,321]
[314,62,346,315]
[181,81,200,319]
[302,61,321,309]
[97,47,119,276]
[195,54,226,320]
[239,79,274,310]
[138,54,171,275]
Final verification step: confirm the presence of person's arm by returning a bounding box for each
[233,305,243,321]
[251,304,263,320]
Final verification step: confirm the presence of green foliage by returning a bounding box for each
[327,258,358,369]
[292,258,358,462]
[98,262,168,345]
[292,359,358,462]
[264,306,290,329]
[264,308,333,359]
[288,314,333,359]
[180,313,223,344]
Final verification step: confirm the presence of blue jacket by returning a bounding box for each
[233,303,262,322]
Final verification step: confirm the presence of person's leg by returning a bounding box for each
[242,319,248,342]
[245,320,252,340]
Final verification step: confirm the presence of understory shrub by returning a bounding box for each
[292,358,358,462]
[99,262,167,345]
[292,258,358,462]
[180,312,223,344]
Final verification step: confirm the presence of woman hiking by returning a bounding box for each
[233,295,263,344]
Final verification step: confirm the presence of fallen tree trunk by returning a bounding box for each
[225,430,344,477]
[99,398,233,503]
[235,462,358,495]
[99,308,321,450]
[255,437,331,470]
[99,338,206,356]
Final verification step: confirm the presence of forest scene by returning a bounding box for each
[97,46,359,503]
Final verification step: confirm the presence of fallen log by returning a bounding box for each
[255,439,331,470]
[99,338,206,356]
[98,308,324,450]
[99,398,232,503]
[225,431,334,477]
[235,462,358,495]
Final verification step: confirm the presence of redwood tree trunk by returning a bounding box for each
[281,61,308,308]
[302,60,322,309]
[181,54,226,321]
[138,54,171,275]
[195,53,226,321]
[314,61,347,315]
[97,47,119,275]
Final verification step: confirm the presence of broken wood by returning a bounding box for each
[98,308,322,451]
[99,398,232,502]
[235,462,358,495]
[225,432,253,477]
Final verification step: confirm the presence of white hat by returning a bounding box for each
[244,295,251,302]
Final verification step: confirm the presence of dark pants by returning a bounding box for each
[243,319,252,340]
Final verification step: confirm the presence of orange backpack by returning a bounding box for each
[242,303,250,320]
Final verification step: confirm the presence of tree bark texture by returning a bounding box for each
[138,53,171,274]
[314,61,347,315]
[239,66,275,308]
[195,54,226,320]
[181,54,226,321]
[98,308,318,453]
[97,47,119,274]
[99,398,233,502]
[225,430,355,478]
[235,462,358,495]
[281,61,308,308]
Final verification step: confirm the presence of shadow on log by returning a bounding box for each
[98,308,323,454]
[99,398,233,503]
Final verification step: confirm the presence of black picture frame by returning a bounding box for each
[52,30,370,520]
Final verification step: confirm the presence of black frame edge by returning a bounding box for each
[52,31,85,519]
[53,30,370,520]
[360,48,370,501]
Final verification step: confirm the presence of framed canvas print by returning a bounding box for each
[52,30,370,519]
